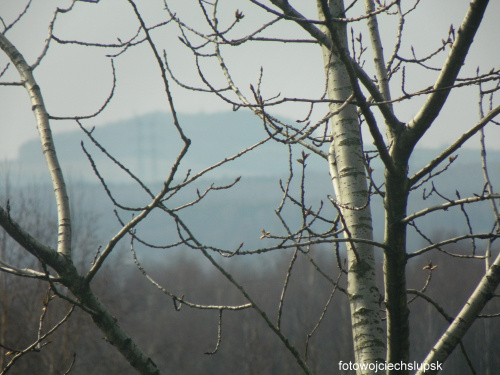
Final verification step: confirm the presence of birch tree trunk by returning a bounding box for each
[317,1,385,372]
[0,33,72,259]
[0,31,164,375]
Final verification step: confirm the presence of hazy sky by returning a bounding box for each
[1,0,499,161]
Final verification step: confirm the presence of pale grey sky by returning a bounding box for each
[1,0,499,161]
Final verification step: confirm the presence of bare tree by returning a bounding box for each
[1,1,500,375]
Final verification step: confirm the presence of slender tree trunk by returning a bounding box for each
[0,31,164,375]
[317,1,385,372]
[383,159,410,374]
[0,33,72,259]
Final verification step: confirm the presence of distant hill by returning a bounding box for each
[16,111,298,183]
[4,111,500,252]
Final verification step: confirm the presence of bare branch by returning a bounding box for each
[406,0,490,146]
[204,309,223,355]
[0,302,75,375]
[0,0,32,34]
[409,103,500,186]
[277,248,299,330]
[408,233,497,259]
[31,2,77,70]
[407,289,452,323]
[49,60,116,121]
[305,268,343,361]
[0,259,59,281]
[402,194,500,224]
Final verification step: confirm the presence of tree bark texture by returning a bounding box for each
[0,33,164,375]
[317,1,385,372]
[0,33,72,259]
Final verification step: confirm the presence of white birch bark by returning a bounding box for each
[0,33,72,259]
[363,0,393,124]
[317,1,385,372]
[364,0,392,105]
[0,32,169,375]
